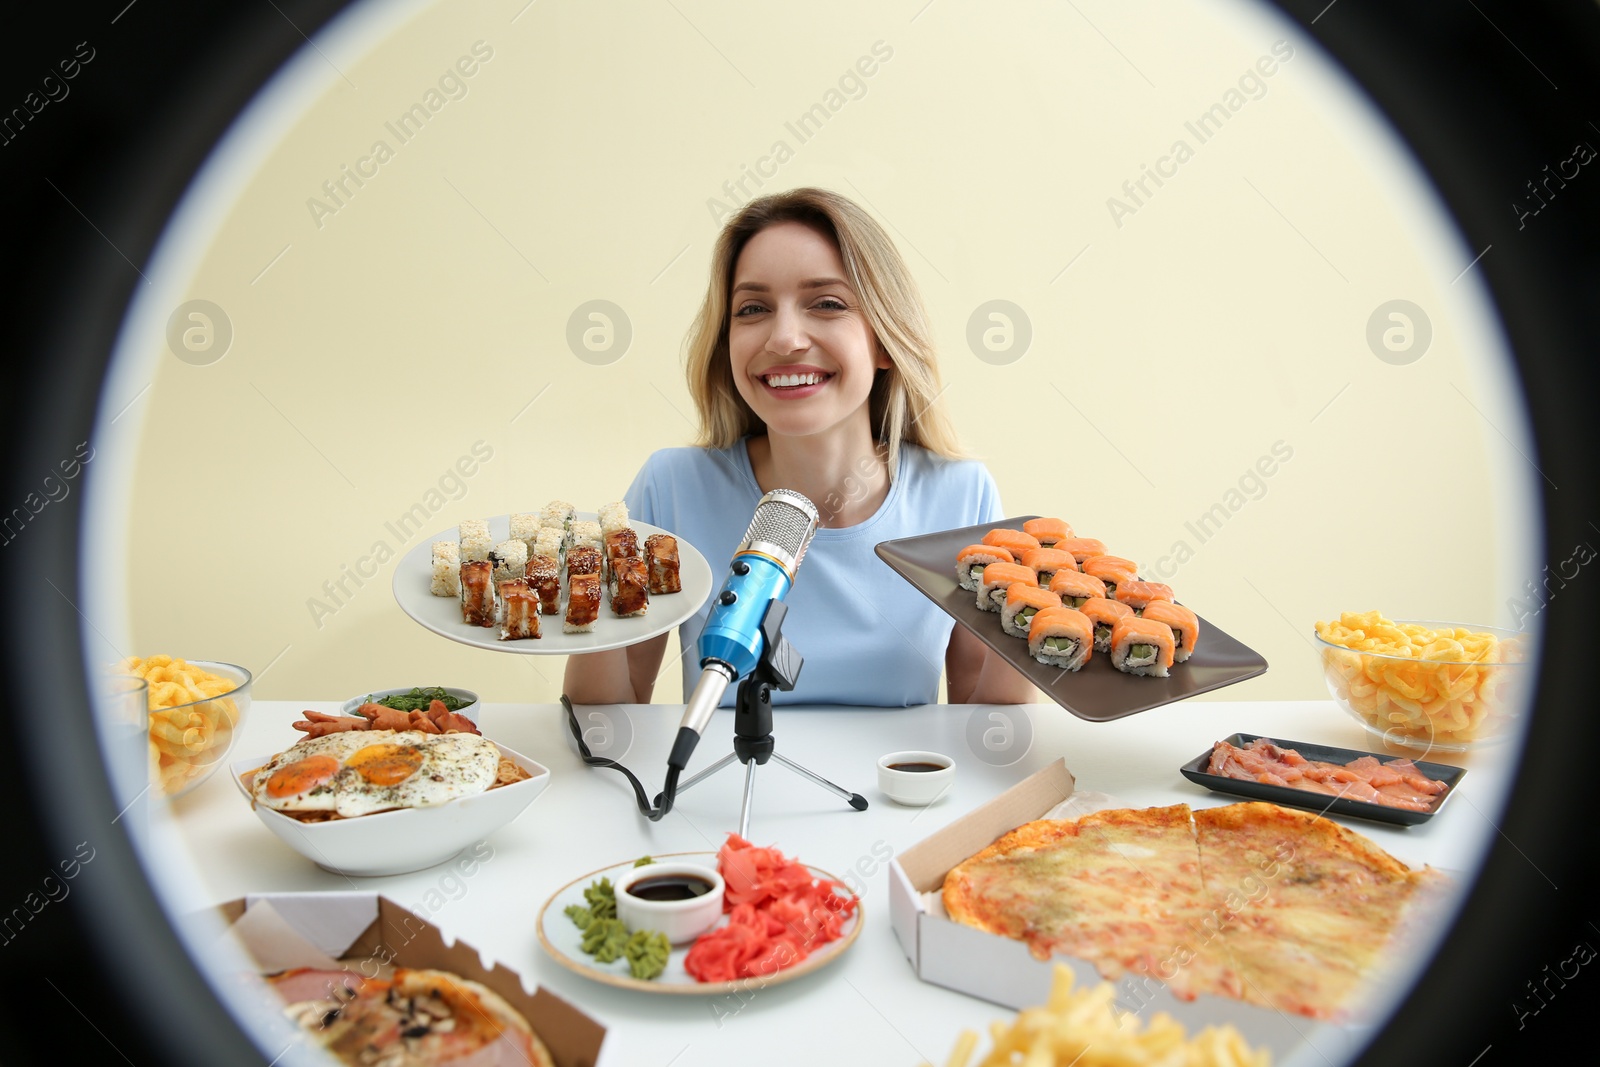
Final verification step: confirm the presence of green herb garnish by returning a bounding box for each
[366,686,467,712]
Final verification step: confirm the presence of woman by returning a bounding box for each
[564,188,1033,707]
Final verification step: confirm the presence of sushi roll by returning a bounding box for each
[1142,601,1199,662]
[603,527,641,577]
[1022,517,1074,548]
[458,518,493,564]
[570,519,603,553]
[498,579,541,640]
[541,501,576,534]
[1115,580,1175,614]
[509,512,541,549]
[598,501,631,536]
[1048,569,1109,608]
[533,527,564,566]
[1081,555,1138,599]
[977,562,1038,613]
[525,554,562,615]
[490,539,528,585]
[430,541,461,597]
[1109,615,1176,677]
[609,557,649,617]
[459,560,495,628]
[1057,538,1108,564]
[1028,606,1094,671]
[644,533,682,594]
[565,573,601,633]
[955,544,1014,592]
[1020,547,1077,588]
[1079,597,1134,653]
[981,528,1042,558]
[566,545,601,580]
[1001,585,1063,639]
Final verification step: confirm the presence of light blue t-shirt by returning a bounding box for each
[624,439,1004,706]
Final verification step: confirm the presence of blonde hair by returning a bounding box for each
[684,187,965,472]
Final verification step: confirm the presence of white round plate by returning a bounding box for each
[392,515,713,655]
[537,851,862,994]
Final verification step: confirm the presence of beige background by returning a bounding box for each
[105,0,1539,706]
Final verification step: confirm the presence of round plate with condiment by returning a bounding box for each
[392,514,713,655]
[536,851,863,995]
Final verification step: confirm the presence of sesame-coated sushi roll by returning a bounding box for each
[510,512,541,549]
[644,533,682,594]
[598,501,631,536]
[1022,517,1074,548]
[955,544,1014,591]
[1109,615,1175,677]
[1115,580,1175,615]
[1001,585,1063,639]
[490,539,528,585]
[525,554,562,615]
[1020,547,1077,588]
[1081,555,1138,599]
[541,501,576,534]
[981,528,1042,558]
[977,562,1038,613]
[564,573,601,633]
[498,579,541,640]
[533,527,564,566]
[1048,569,1109,609]
[1028,606,1094,671]
[458,519,493,564]
[460,560,495,628]
[1057,538,1108,564]
[570,519,603,553]
[430,541,461,597]
[1079,597,1134,653]
[1142,600,1199,662]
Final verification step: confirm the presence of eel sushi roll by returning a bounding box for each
[609,557,650,617]
[564,573,601,633]
[566,545,601,581]
[509,512,541,550]
[1115,580,1175,615]
[981,528,1042,558]
[1109,615,1176,677]
[1022,517,1074,548]
[1057,537,1108,565]
[1142,600,1199,662]
[644,533,682,594]
[430,541,461,597]
[603,527,640,578]
[525,554,562,615]
[458,518,494,564]
[1020,547,1076,588]
[955,544,1013,592]
[1048,569,1109,609]
[1001,585,1063,639]
[977,562,1038,613]
[1079,597,1134,653]
[1028,606,1094,671]
[498,579,541,640]
[459,560,495,627]
[1081,555,1138,599]
[598,501,630,536]
[490,539,528,585]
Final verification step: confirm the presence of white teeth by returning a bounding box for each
[764,372,825,387]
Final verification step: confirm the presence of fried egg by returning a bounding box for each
[251,730,501,817]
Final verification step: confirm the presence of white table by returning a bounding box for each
[150,698,1516,1067]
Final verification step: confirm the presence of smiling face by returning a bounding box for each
[727,220,891,443]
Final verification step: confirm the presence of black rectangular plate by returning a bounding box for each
[1180,732,1468,826]
[875,516,1268,722]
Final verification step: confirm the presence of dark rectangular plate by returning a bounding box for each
[874,516,1268,722]
[1180,732,1467,826]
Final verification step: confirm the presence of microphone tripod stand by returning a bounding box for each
[664,601,868,839]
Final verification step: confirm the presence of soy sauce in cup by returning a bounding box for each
[887,761,946,772]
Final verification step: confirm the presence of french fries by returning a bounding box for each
[114,655,244,795]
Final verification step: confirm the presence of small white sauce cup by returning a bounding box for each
[877,751,956,807]
[613,861,725,945]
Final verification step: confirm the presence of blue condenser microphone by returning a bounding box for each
[667,489,819,770]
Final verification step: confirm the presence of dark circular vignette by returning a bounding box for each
[0,1,1595,1065]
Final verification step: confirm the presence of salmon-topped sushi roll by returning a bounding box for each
[1048,569,1108,608]
[1022,517,1074,548]
[1110,615,1176,677]
[1115,580,1175,614]
[981,528,1041,557]
[1001,585,1063,639]
[977,561,1037,613]
[1142,601,1199,662]
[1081,555,1138,598]
[956,544,1014,592]
[1028,606,1094,671]
[1057,538,1108,564]
[1020,547,1077,588]
[1079,597,1134,653]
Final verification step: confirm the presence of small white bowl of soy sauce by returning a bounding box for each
[877,750,956,807]
[614,861,726,945]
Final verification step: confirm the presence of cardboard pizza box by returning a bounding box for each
[216,893,607,1067]
[887,759,1372,1063]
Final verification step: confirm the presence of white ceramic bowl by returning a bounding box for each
[231,739,547,876]
[877,751,956,807]
[613,861,725,945]
[341,686,480,724]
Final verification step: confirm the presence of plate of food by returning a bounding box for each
[536,840,862,995]
[1180,733,1466,826]
[392,502,713,655]
[875,516,1268,721]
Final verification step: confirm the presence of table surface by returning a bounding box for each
[151,698,1519,1067]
